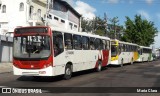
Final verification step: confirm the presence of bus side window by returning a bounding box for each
[121,44,124,52]
[119,43,122,53]
[90,37,95,50]
[107,40,110,50]
[102,40,106,50]
[99,39,103,50]
[82,36,89,50]
[73,35,82,50]
[94,38,100,50]
[53,31,64,57]
[64,33,73,50]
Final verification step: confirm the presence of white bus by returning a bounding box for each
[136,46,153,62]
[13,26,111,79]
[110,39,139,67]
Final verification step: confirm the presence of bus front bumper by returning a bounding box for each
[110,60,120,65]
[13,66,54,76]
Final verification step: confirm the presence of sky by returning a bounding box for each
[64,0,160,48]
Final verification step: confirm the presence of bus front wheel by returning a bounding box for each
[64,64,72,80]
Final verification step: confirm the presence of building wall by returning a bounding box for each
[0,0,81,34]
[29,0,46,23]
[0,0,28,34]
[0,35,13,62]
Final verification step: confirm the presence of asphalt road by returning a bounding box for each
[0,60,160,96]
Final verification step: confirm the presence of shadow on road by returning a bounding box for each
[16,68,107,82]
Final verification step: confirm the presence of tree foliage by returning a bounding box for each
[108,17,124,39]
[122,15,158,46]
[81,17,107,36]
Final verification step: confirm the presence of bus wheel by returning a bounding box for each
[120,59,123,67]
[96,61,102,72]
[131,58,134,65]
[64,64,72,80]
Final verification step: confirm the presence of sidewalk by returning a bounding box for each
[0,63,13,73]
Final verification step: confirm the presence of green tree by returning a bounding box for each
[122,15,158,46]
[94,17,106,36]
[108,17,124,39]
[81,16,107,36]
[81,18,93,32]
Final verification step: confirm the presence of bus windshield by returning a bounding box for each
[111,45,118,57]
[13,35,51,59]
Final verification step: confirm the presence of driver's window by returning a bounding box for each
[53,31,64,57]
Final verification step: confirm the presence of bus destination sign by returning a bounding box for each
[15,28,48,34]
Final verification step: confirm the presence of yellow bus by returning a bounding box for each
[110,39,139,67]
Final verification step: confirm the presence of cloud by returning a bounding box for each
[145,0,154,4]
[137,10,151,20]
[102,0,119,4]
[75,1,96,19]
[102,0,134,4]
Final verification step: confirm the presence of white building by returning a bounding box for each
[155,48,160,58]
[0,0,81,35]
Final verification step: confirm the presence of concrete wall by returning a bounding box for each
[0,35,13,62]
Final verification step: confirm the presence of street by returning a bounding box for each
[0,60,160,96]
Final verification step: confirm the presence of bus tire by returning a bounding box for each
[64,64,72,80]
[120,59,123,67]
[131,58,134,65]
[96,61,102,72]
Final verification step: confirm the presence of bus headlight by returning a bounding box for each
[43,62,52,68]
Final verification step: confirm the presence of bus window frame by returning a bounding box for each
[53,31,64,57]
[73,34,82,50]
[64,33,73,50]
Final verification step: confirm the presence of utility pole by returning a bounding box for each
[110,17,119,39]
[45,0,51,26]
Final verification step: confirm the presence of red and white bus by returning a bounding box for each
[13,26,111,79]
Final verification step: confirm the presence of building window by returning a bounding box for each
[61,19,65,23]
[29,6,34,19]
[19,2,24,11]
[2,5,6,13]
[54,16,59,21]
[48,14,52,19]
[69,23,73,29]
[37,9,41,19]
[74,25,77,28]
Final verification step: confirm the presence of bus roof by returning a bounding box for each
[51,27,110,40]
[111,39,138,46]
[139,46,152,49]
